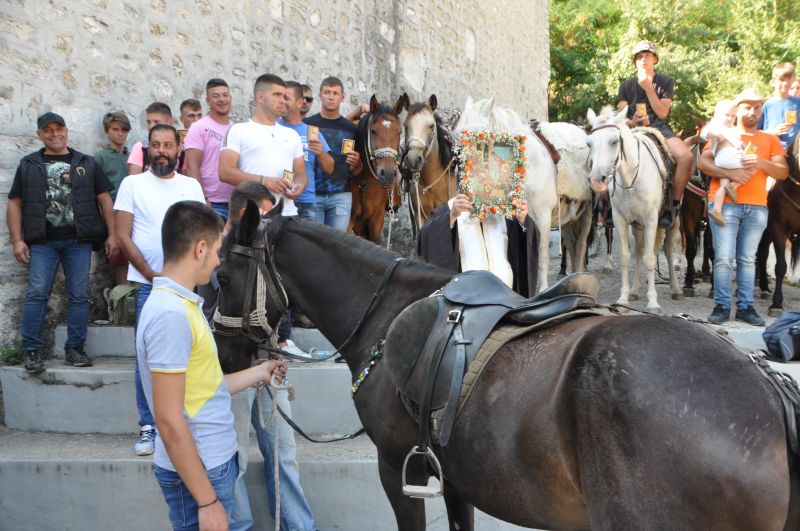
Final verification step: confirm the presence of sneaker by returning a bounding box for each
[23,351,45,374]
[135,425,156,456]
[735,306,766,326]
[707,305,730,324]
[64,346,93,367]
[280,340,329,361]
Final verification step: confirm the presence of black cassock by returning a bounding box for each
[417,203,540,297]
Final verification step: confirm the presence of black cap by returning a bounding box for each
[37,112,66,130]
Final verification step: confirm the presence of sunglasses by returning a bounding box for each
[303,97,314,103]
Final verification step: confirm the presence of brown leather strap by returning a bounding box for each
[533,128,561,165]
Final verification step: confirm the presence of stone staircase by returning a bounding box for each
[0,324,527,530]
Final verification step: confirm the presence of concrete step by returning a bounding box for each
[1,359,361,435]
[0,427,528,531]
[53,324,335,357]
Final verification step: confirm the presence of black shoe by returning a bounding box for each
[24,351,46,374]
[707,305,730,324]
[65,346,93,367]
[659,203,679,228]
[735,307,766,326]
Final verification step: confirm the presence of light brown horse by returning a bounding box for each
[399,94,457,234]
[348,94,403,244]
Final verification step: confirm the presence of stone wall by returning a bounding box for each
[0,0,549,349]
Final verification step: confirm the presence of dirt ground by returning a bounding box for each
[548,227,800,327]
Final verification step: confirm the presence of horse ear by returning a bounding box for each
[266,198,284,219]
[428,94,438,112]
[369,94,380,114]
[481,97,494,116]
[614,106,628,125]
[464,95,474,112]
[236,200,262,244]
[587,108,598,127]
[394,93,407,115]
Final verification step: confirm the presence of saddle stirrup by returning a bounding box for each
[401,445,444,498]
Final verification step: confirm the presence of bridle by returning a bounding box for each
[364,113,400,186]
[213,217,287,347]
[402,111,437,185]
[588,123,642,194]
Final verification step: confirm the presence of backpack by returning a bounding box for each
[104,283,139,326]
[763,310,800,362]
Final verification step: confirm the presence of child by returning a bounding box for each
[758,62,800,152]
[704,99,743,226]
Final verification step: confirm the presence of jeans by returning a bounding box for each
[295,202,317,222]
[134,283,155,427]
[154,452,239,531]
[278,309,292,344]
[229,387,316,531]
[709,202,768,311]
[211,202,229,223]
[313,192,351,232]
[21,238,92,352]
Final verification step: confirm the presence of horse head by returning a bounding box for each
[402,94,439,173]
[359,94,402,189]
[586,105,628,194]
[215,201,287,371]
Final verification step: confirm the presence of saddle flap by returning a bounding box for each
[442,270,526,308]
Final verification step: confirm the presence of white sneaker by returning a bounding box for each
[135,425,156,456]
[281,340,329,361]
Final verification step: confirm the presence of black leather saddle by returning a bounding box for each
[384,271,598,447]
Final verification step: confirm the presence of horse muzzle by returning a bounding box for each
[589,174,608,194]
[377,164,398,189]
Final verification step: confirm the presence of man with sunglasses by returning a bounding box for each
[299,84,313,117]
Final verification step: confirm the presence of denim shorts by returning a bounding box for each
[154,452,239,530]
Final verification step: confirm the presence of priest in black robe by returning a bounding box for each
[417,194,540,297]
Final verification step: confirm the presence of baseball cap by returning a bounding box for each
[37,112,66,130]
[733,88,767,106]
[632,40,658,63]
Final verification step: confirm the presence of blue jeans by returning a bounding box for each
[21,239,92,352]
[154,452,239,531]
[313,192,351,231]
[295,202,317,222]
[709,202,768,311]
[211,202,229,222]
[134,283,155,427]
[278,309,292,343]
[229,387,316,531]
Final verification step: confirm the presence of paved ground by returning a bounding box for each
[550,227,800,329]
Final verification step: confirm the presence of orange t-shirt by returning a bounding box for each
[707,130,786,206]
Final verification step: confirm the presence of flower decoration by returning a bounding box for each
[453,130,527,220]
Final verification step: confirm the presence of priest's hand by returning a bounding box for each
[449,194,473,226]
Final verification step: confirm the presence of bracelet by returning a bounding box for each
[198,496,218,509]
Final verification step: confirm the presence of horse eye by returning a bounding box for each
[587,138,593,146]
[428,123,434,129]
[610,138,619,145]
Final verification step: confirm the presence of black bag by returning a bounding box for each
[763,310,800,362]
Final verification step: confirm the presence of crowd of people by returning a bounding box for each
[6,41,800,529]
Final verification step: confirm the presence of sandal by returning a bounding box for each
[724,184,737,203]
[708,209,726,226]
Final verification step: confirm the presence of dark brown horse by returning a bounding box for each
[757,134,800,316]
[218,204,800,530]
[681,130,714,296]
[348,94,404,244]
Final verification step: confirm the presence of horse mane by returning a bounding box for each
[595,105,619,124]
[356,104,399,154]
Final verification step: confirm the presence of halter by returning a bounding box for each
[365,114,400,184]
[588,123,642,194]
[402,116,437,184]
[213,217,288,348]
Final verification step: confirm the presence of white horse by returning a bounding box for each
[456,97,593,292]
[586,105,683,311]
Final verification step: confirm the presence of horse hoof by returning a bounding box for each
[768,308,784,318]
[708,290,714,299]
[760,291,773,300]
[629,293,639,301]
[671,293,684,301]
[702,275,712,283]
[602,266,613,273]
[557,271,566,277]
[683,287,695,297]
[646,306,663,315]
[614,304,630,313]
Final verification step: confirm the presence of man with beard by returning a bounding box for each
[7,112,117,374]
[184,78,235,221]
[700,88,788,325]
[114,124,206,456]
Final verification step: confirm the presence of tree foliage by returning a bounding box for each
[549,0,800,134]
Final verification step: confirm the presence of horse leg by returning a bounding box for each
[559,243,568,276]
[377,452,428,531]
[603,225,614,273]
[615,214,632,305]
[643,222,661,312]
[534,211,551,292]
[573,204,593,273]
[702,222,714,284]
[770,229,788,317]
[682,212,697,296]
[443,486,474,531]
[665,224,684,300]
[756,229,773,298]
[630,227,643,301]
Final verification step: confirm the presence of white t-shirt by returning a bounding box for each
[221,120,304,216]
[114,171,206,284]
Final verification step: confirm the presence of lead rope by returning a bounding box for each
[254,366,294,531]
[386,186,397,250]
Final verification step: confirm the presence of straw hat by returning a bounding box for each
[733,88,767,106]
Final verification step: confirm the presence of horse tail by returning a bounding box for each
[791,231,800,271]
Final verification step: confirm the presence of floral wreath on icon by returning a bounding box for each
[453,130,527,221]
